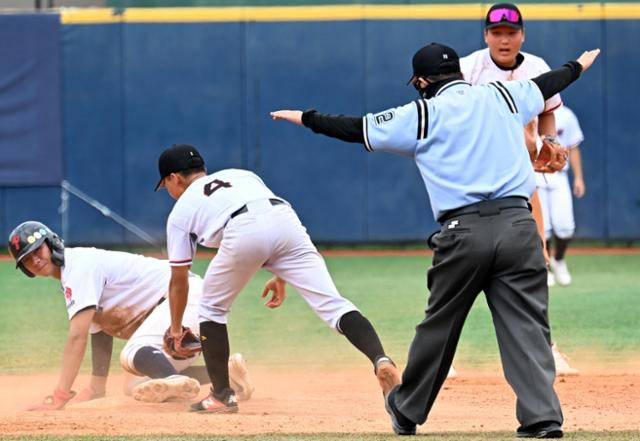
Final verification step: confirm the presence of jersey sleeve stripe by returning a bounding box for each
[415,99,428,140]
[491,81,518,113]
[169,258,193,264]
[362,116,373,152]
[542,101,562,114]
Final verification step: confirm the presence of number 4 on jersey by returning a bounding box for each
[204,179,231,196]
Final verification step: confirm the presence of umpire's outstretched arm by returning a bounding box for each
[270,49,600,142]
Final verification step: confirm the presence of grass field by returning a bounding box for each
[1,253,639,373]
[0,252,638,440]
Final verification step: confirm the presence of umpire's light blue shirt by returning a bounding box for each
[363,79,545,220]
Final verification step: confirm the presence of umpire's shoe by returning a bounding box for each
[516,421,563,438]
[190,387,238,414]
[384,385,417,436]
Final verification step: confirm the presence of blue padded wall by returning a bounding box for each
[61,23,126,244]
[1,12,639,244]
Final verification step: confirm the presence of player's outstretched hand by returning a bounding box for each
[262,276,286,308]
[27,388,76,411]
[576,49,600,73]
[270,110,303,126]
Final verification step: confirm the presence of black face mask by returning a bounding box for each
[414,77,460,100]
[414,81,439,100]
[413,82,428,99]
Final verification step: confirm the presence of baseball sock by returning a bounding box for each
[132,346,177,379]
[200,320,232,400]
[337,311,385,364]
[554,236,571,260]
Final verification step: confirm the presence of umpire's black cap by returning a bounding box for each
[407,43,460,85]
[155,144,205,191]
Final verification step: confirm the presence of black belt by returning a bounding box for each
[230,198,285,219]
[437,196,530,224]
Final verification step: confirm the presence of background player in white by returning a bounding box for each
[155,143,400,413]
[537,105,586,286]
[7,221,254,410]
[460,2,578,376]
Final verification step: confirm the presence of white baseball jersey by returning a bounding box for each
[460,48,562,114]
[61,248,170,338]
[535,106,584,238]
[166,169,277,266]
[166,168,358,329]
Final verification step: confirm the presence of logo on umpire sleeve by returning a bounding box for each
[374,111,395,125]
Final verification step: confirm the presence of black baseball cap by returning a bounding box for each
[154,144,205,191]
[485,3,523,30]
[407,42,460,85]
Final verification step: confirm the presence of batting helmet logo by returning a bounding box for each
[10,235,20,252]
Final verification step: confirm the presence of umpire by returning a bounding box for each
[271,43,600,437]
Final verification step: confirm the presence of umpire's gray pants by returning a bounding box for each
[394,203,563,429]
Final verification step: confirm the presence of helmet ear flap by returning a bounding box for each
[47,234,65,267]
[17,262,36,278]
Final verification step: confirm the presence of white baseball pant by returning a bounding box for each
[535,171,576,239]
[119,274,203,375]
[200,199,358,330]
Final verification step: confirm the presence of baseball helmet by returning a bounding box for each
[7,221,65,277]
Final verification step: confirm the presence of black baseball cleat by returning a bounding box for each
[516,421,563,438]
[190,387,238,414]
[384,386,417,436]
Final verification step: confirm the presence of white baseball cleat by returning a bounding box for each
[228,353,255,401]
[550,258,572,286]
[552,344,579,376]
[547,271,556,287]
[447,365,458,379]
[132,374,200,403]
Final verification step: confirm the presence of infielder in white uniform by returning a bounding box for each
[536,105,586,286]
[460,2,578,376]
[155,143,400,413]
[7,221,254,410]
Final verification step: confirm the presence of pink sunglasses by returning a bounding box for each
[487,8,520,24]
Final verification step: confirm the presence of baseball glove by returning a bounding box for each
[163,326,202,360]
[534,135,568,173]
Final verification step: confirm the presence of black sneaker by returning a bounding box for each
[516,421,563,438]
[384,386,417,436]
[190,387,238,414]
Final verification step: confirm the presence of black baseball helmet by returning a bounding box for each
[7,221,65,277]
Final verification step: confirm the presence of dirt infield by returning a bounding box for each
[1,365,638,436]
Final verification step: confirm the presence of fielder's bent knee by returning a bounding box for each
[120,343,148,375]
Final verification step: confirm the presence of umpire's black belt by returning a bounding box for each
[437,196,530,224]
[230,198,285,219]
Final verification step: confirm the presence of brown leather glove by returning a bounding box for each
[534,136,568,173]
[163,326,202,360]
